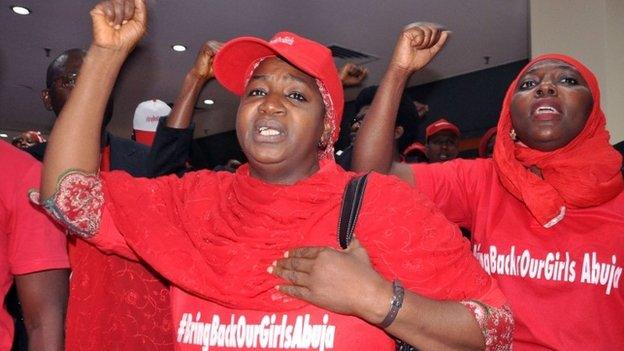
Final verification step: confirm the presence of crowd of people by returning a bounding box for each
[2,0,624,350]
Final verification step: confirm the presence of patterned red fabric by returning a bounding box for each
[65,239,174,350]
[99,161,507,312]
[460,301,513,350]
[65,147,174,351]
[493,54,623,227]
[42,171,103,237]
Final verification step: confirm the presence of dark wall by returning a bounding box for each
[193,59,529,166]
[336,59,529,152]
[408,60,528,140]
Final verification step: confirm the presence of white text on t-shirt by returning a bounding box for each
[473,244,623,295]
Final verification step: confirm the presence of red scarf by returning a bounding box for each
[102,160,503,312]
[493,54,623,227]
[103,161,352,311]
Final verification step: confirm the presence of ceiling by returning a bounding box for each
[0,0,529,140]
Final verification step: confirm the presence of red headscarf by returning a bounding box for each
[493,54,623,227]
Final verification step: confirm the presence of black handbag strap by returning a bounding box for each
[337,173,370,249]
[337,173,416,351]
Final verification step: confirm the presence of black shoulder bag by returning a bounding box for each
[337,173,417,351]
[337,173,370,249]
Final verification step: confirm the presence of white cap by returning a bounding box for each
[133,99,171,132]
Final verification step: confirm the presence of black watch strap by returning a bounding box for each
[379,279,405,329]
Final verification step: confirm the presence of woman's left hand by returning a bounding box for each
[269,238,391,323]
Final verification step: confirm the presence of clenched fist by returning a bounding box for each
[389,22,450,74]
[90,0,147,53]
[190,41,223,81]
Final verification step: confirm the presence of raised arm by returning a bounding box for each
[165,41,221,129]
[352,23,449,184]
[146,41,220,176]
[41,0,146,199]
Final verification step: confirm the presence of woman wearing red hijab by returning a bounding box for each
[37,1,512,350]
[352,23,624,350]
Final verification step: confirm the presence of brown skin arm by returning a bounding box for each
[15,269,69,351]
[166,41,221,129]
[352,23,450,185]
[41,0,146,199]
[270,238,485,350]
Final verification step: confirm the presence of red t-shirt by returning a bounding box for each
[0,141,69,350]
[411,158,624,350]
[88,163,506,350]
[170,287,394,351]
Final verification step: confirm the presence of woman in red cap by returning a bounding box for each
[38,1,512,350]
[352,23,624,350]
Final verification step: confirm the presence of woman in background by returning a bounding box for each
[351,22,624,350]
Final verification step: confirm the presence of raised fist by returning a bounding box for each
[90,0,147,53]
[190,41,223,81]
[389,22,450,73]
[339,63,368,87]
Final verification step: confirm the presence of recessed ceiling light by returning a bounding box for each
[0,133,8,138]
[172,44,187,52]
[203,99,214,105]
[11,6,31,15]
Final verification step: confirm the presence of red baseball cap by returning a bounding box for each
[403,141,426,157]
[213,31,344,151]
[478,126,497,157]
[425,118,461,140]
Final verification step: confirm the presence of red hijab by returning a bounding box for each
[493,54,623,227]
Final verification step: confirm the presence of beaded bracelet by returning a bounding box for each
[379,279,404,328]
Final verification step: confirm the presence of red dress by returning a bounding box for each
[65,146,174,350]
[39,160,512,349]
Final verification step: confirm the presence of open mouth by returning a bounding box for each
[531,99,562,121]
[535,106,559,114]
[253,119,286,142]
[258,126,281,136]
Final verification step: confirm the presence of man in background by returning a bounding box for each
[27,48,173,350]
[1,141,69,351]
[336,85,418,170]
[424,118,460,163]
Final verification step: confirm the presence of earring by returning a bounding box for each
[318,139,327,150]
[509,129,517,141]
